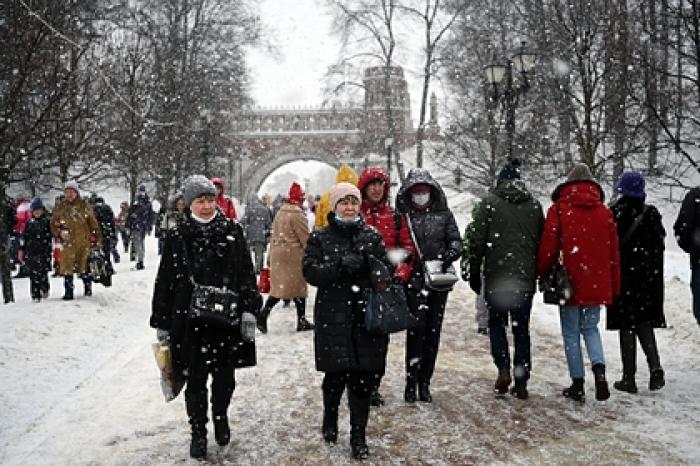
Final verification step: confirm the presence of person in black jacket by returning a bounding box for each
[92,196,118,268]
[673,184,700,327]
[150,175,261,460]
[608,171,666,393]
[23,198,53,302]
[303,182,390,461]
[395,168,462,404]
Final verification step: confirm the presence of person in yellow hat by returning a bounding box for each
[314,164,359,229]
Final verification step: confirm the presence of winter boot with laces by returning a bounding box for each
[563,378,585,402]
[189,424,207,459]
[494,368,512,395]
[213,414,230,446]
[649,368,665,391]
[613,376,638,394]
[592,363,610,401]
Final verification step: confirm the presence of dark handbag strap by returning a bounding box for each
[405,214,425,261]
[620,206,649,247]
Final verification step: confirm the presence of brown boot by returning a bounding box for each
[494,368,511,394]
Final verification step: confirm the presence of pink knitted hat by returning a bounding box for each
[330,182,361,210]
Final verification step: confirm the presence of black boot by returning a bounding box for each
[257,306,271,334]
[322,409,338,443]
[613,377,638,394]
[418,381,432,403]
[404,375,417,403]
[213,414,230,446]
[592,363,610,401]
[510,378,528,400]
[296,316,314,331]
[369,387,385,407]
[563,378,585,401]
[62,276,74,300]
[136,261,144,270]
[189,424,207,459]
[649,368,665,391]
[350,424,369,460]
[83,277,92,297]
[494,367,511,395]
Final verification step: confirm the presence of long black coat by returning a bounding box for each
[607,197,666,330]
[303,214,390,373]
[673,186,700,268]
[395,168,462,291]
[150,211,261,377]
[22,214,53,272]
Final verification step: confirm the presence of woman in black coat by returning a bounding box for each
[23,198,53,302]
[395,168,462,403]
[150,175,261,460]
[607,171,666,393]
[303,182,390,461]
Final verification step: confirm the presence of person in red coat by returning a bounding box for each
[211,177,237,220]
[537,163,620,402]
[358,166,416,406]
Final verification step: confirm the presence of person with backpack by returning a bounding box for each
[395,168,462,403]
[357,166,416,407]
[467,159,544,399]
[22,198,53,302]
[127,185,154,270]
[537,163,620,402]
[608,171,666,393]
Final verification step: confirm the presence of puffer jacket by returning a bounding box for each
[537,180,620,306]
[22,213,53,272]
[303,214,390,372]
[469,180,544,293]
[150,211,261,376]
[395,168,462,291]
[358,166,416,283]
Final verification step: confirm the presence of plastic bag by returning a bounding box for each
[151,342,184,402]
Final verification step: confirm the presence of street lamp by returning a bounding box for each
[384,137,394,177]
[484,42,537,161]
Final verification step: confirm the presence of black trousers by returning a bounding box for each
[322,370,376,429]
[29,267,49,299]
[405,289,449,384]
[619,322,662,378]
[185,364,236,427]
[263,296,306,318]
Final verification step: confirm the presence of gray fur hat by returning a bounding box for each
[566,163,594,182]
[182,175,217,206]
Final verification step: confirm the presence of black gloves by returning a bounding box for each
[468,264,481,295]
[340,253,365,273]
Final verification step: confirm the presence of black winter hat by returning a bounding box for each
[497,158,521,182]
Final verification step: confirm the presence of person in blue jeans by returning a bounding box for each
[538,164,620,402]
[673,185,700,327]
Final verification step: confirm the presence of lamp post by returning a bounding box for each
[199,108,212,178]
[384,137,393,177]
[484,42,537,161]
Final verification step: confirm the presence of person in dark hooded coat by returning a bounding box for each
[607,171,666,393]
[150,175,261,460]
[23,198,53,302]
[395,168,462,403]
[468,159,544,399]
[303,182,391,460]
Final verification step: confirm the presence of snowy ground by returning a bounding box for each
[1,222,700,465]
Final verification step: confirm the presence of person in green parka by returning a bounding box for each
[467,159,544,399]
[461,201,489,335]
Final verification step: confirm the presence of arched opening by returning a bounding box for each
[257,160,336,200]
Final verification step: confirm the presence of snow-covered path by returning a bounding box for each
[1,242,699,465]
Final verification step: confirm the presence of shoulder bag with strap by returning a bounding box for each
[540,204,574,305]
[620,206,649,247]
[180,235,242,332]
[405,214,459,292]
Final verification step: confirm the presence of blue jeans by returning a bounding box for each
[559,305,605,379]
[691,269,700,325]
[486,291,533,380]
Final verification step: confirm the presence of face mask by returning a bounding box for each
[334,213,359,224]
[412,192,430,206]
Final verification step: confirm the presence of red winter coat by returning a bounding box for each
[216,194,237,220]
[537,180,620,306]
[358,167,416,283]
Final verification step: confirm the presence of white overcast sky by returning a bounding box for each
[246,0,434,118]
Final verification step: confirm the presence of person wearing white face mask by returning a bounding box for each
[395,169,462,403]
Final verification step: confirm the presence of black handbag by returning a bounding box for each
[405,215,458,292]
[364,255,417,334]
[540,205,573,305]
[181,237,241,330]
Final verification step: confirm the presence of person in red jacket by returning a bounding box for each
[358,166,416,406]
[537,163,620,402]
[211,177,237,220]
